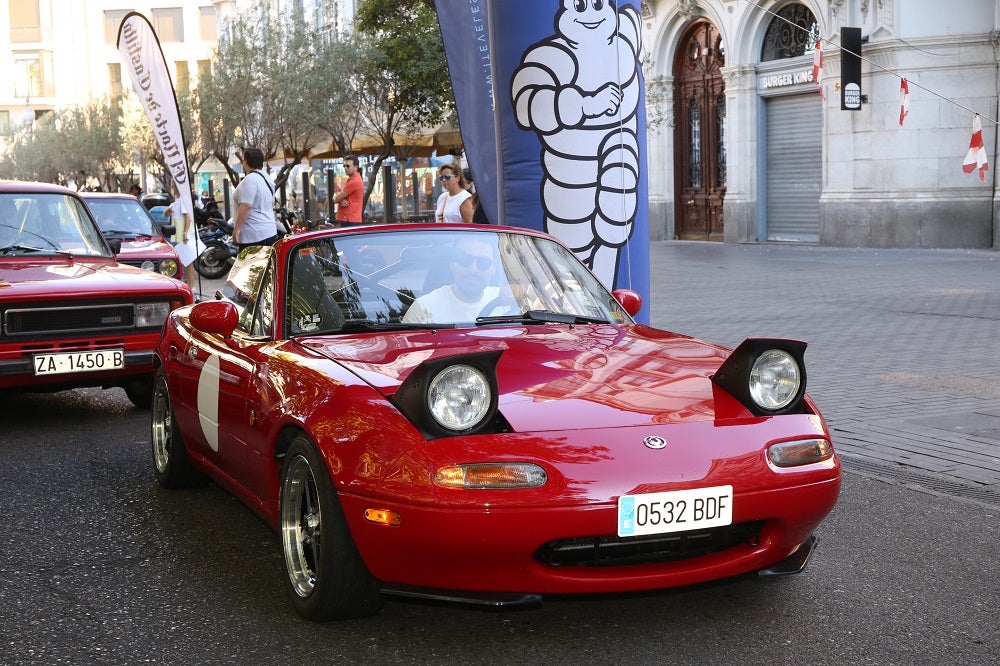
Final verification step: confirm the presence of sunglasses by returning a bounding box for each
[454,253,493,270]
[438,174,452,181]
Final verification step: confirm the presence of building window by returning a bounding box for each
[197,59,212,82]
[9,0,41,43]
[152,7,185,42]
[104,9,130,44]
[13,52,54,99]
[0,111,10,134]
[199,6,217,41]
[109,63,123,100]
[175,61,190,92]
[760,3,818,61]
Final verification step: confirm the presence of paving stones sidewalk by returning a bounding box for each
[647,241,1000,500]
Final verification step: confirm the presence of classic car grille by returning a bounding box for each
[535,521,764,567]
[4,304,136,336]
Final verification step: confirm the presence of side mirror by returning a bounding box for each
[612,289,642,317]
[107,238,122,255]
[189,300,238,337]
[160,223,176,236]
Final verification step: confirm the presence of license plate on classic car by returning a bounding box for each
[33,349,125,376]
[618,485,733,537]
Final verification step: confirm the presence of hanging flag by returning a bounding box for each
[116,12,190,190]
[898,78,910,126]
[962,114,989,182]
[812,40,825,100]
[433,0,499,226]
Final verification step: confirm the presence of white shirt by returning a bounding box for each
[436,189,472,223]
[234,170,277,243]
[403,284,500,323]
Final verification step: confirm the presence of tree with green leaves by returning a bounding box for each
[352,0,455,201]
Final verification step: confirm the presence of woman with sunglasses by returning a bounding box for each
[434,164,474,223]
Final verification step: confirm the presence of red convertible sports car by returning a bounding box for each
[152,224,840,620]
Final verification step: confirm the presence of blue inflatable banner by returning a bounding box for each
[437,0,650,322]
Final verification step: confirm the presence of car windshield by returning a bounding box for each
[85,198,160,238]
[0,193,111,257]
[282,228,631,335]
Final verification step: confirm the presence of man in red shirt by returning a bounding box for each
[333,156,364,226]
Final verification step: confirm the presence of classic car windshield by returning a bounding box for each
[0,193,111,257]
[284,229,631,335]
[85,198,161,238]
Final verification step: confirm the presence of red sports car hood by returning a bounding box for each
[301,324,735,430]
[0,258,186,300]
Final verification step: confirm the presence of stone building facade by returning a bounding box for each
[642,0,999,248]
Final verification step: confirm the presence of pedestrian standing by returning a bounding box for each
[435,164,474,223]
[165,179,198,286]
[233,147,278,250]
[333,156,364,226]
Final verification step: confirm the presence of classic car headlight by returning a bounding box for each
[159,258,179,277]
[434,462,547,489]
[749,349,802,411]
[768,438,834,467]
[140,260,156,272]
[428,364,491,431]
[135,302,172,328]
[711,339,808,416]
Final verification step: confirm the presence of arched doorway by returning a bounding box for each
[673,20,726,241]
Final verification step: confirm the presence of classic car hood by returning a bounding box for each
[0,257,187,300]
[301,324,736,431]
[117,237,176,257]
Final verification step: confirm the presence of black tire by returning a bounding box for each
[195,241,232,279]
[280,435,384,620]
[123,375,154,408]
[150,368,206,488]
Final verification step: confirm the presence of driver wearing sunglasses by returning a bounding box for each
[402,237,503,323]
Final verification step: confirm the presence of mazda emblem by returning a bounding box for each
[643,436,667,450]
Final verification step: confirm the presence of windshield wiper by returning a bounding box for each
[0,244,73,257]
[332,320,455,334]
[476,309,609,326]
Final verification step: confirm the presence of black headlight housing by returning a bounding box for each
[390,350,511,439]
[711,338,808,416]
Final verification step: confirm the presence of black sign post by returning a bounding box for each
[841,27,863,110]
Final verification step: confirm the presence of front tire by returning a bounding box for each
[150,368,205,488]
[195,241,232,279]
[280,435,383,620]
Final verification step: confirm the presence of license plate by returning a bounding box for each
[33,349,125,376]
[618,485,733,537]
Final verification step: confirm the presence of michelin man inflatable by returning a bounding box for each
[511,0,642,288]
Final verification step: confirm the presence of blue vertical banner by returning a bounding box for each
[433,0,499,227]
[437,0,650,322]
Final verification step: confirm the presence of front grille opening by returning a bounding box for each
[4,304,135,336]
[535,521,764,567]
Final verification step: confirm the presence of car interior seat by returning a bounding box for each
[288,253,345,334]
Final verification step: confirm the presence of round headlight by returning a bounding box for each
[428,364,491,431]
[749,349,801,411]
[160,258,180,277]
[140,260,156,272]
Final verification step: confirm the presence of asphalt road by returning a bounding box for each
[0,387,995,665]
[1,241,997,664]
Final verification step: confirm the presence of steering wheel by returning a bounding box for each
[478,294,520,317]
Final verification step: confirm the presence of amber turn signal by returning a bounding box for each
[363,508,402,527]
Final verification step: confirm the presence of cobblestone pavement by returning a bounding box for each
[647,241,1000,505]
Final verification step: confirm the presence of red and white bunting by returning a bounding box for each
[899,78,910,126]
[812,40,825,100]
[962,114,989,182]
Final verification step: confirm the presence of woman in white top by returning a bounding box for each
[434,164,474,223]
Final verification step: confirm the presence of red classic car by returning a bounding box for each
[81,191,182,280]
[151,224,840,620]
[0,181,192,406]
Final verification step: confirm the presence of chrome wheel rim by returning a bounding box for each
[151,379,171,473]
[281,454,322,598]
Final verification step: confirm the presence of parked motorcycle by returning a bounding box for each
[194,217,238,280]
